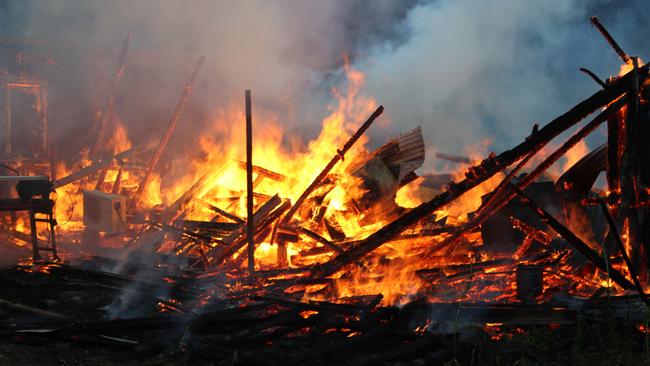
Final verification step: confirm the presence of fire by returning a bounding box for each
[142,62,380,267]
[108,121,132,154]
[5,48,645,312]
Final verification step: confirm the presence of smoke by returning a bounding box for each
[0,1,426,171]
[358,0,650,172]
[3,0,646,177]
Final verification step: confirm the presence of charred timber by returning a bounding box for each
[440,92,629,256]
[597,199,649,305]
[282,105,384,224]
[311,65,647,278]
[590,16,631,63]
[209,195,283,265]
[514,187,634,290]
[246,90,255,274]
[579,67,607,89]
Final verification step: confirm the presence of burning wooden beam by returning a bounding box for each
[110,168,123,195]
[596,199,650,306]
[235,160,295,184]
[298,226,344,253]
[132,55,206,208]
[579,67,607,89]
[590,16,630,63]
[441,92,629,256]
[281,105,384,224]
[245,90,255,274]
[52,146,148,189]
[310,65,647,278]
[514,187,634,290]
[209,194,282,265]
[194,197,244,224]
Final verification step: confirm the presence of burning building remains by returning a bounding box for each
[1,2,650,365]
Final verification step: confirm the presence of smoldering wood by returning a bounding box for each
[52,146,149,189]
[514,187,634,290]
[597,199,649,306]
[208,194,282,265]
[246,89,255,274]
[311,69,644,278]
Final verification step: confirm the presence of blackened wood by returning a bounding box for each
[441,93,628,256]
[620,57,644,272]
[597,199,650,306]
[312,73,642,277]
[590,16,630,63]
[246,90,254,274]
[282,105,384,224]
[299,226,344,253]
[178,220,240,232]
[579,67,607,89]
[514,187,634,290]
[195,197,244,224]
[209,195,282,265]
[133,55,206,207]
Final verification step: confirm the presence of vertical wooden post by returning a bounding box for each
[246,90,255,274]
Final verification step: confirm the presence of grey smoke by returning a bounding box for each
[1,0,648,176]
[359,0,650,172]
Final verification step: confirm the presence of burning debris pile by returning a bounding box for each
[1,16,650,365]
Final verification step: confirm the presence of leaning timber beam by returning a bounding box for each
[310,65,648,278]
[514,187,634,290]
[217,199,290,267]
[209,194,282,265]
[89,33,132,159]
[597,199,650,306]
[52,146,149,189]
[132,55,206,207]
[439,92,629,255]
[590,16,630,63]
[282,105,384,224]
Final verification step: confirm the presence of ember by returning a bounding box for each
[1,4,650,365]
